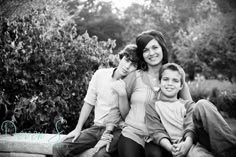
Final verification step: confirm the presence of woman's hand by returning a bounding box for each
[178,66,186,83]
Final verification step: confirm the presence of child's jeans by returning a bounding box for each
[193,99,236,157]
[52,125,121,157]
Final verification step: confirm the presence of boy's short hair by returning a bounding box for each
[118,44,139,64]
[159,63,185,85]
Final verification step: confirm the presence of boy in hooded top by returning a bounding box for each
[145,63,236,157]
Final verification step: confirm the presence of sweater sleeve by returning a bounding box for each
[182,100,197,142]
[123,71,137,100]
[145,101,170,144]
[104,106,121,127]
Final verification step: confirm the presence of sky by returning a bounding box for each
[101,0,145,9]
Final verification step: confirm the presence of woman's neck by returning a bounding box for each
[143,64,162,88]
[147,64,162,78]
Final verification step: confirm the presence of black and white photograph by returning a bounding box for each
[0,0,236,157]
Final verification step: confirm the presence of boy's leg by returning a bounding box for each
[53,125,105,157]
[193,99,236,156]
[187,143,214,157]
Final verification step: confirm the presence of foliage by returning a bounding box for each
[1,0,236,132]
[0,7,116,133]
[74,0,125,50]
[189,79,236,118]
[173,6,236,81]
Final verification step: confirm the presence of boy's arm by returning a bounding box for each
[160,138,174,153]
[172,136,193,157]
[62,102,93,142]
[75,102,94,131]
[183,100,196,142]
[145,102,170,145]
[94,107,118,153]
[104,105,121,128]
[62,70,99,142]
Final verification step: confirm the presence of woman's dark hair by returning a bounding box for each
[136,30,168,71]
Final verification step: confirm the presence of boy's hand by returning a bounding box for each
[171,141,192,157]
[111,80,126,96]
[61,129,81,142]
[171,144,180,157]
[94,133,113,153]
[94,139,110,153]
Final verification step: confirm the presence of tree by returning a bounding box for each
[74,1,125,50]
[173,11,236,81]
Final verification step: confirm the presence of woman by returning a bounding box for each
[117,30,192,157]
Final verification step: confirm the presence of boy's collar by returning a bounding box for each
[111,68,117,78]
[112,68,122,80]
[159,98,179,103]
[159,93,178,102]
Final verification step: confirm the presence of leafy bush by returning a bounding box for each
[0,8,116,134]
[189,79,236,118]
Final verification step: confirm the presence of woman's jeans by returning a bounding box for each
[118,134,163,157]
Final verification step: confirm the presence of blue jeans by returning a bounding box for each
[193,99,236,157]
[53,125,121,157]
[118,134,163,157]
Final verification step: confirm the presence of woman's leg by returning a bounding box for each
[118,134,145,157]
[145,141,163,157]
[193,99,236,157]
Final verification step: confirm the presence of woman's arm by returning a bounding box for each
[178,66,192,101]
[179,82,192,101]
[118,93,130,120]
[112,80,130,120]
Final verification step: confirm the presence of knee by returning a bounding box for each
[195,99,215,112]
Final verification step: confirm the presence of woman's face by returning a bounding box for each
[142,39,163,67]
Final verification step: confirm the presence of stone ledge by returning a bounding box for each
[0,133,94,157]
[0,152,46,157]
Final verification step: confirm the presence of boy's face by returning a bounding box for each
[160,69,183,99]
[117,56,137,77]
